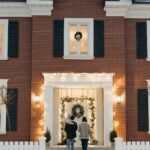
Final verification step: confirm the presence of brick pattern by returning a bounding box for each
[125,19,150,140]
[0,0,144,142]
[31,0,126,141]
[0,17,31,141]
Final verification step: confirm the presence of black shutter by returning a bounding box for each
[138,89,148,131]
[8,21,19,58]
[6,89,18,131]
[53,20,64,57]
[94,20,104,57]
[136,22,147,59]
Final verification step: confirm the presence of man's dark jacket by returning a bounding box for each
[65,120,78,139]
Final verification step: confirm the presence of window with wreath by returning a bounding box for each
[64,18,94,59]
[53,18,104,59]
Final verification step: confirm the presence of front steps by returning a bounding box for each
[46,145,114,150]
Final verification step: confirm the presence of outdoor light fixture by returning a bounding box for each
[116,95,121,104]
[35,95,41,103]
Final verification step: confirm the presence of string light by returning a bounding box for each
[60,96,97,145]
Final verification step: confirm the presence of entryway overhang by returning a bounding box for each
[43,73,114,146]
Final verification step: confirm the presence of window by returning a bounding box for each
[64,18,94,60]
[0,79,8,134]
[0,20,8,60]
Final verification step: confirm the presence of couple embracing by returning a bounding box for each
[65,115,91,150]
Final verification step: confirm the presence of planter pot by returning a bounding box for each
[46,142,51,147]
[111,142,115,147]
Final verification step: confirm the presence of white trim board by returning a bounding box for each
[0,1,53,17]
[104,1,150,18]
[146,80,150,134]
[147,21,150,61]
[43,73,114,146]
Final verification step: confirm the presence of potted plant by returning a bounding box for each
[44,128,51,147]
[109,130,117,147]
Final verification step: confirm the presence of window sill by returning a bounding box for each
[0,131,6,135]
[0,57,8,60]
[146,58,150,61]
[63,56,94,60]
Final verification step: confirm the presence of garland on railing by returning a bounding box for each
[60,96,97,145]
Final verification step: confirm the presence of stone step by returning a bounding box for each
[47,146,114,150]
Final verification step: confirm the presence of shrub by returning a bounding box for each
[109,130,117,142]
[44,129,51,143]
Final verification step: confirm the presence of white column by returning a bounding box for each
[44,85,54,145]
[103,84,113,146]
[146,80,150,133]
[0,104,6,134]
[96,88,104,145]
[147,21,150,61]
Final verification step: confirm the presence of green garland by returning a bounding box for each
[60,96,97,145]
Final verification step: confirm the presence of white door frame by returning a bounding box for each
[43,73,114,146]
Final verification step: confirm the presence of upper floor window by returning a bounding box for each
[0,20,8,60]
[136,21,150,61]
[0,19,19,60]
[53,19,104,59]
[64,18,94,60]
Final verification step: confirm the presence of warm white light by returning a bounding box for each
[116,95,121,104]
[35,96,41,103]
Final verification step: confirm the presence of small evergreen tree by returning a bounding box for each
[109,130,117,142]
[44,129,51,143]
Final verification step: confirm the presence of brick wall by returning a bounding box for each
[31,0,126,141]
[0,17,31,141]
[125,19,150,141]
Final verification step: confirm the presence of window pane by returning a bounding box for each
[80,25,88,54]
[0,23,4,56]
[69,25,77,54]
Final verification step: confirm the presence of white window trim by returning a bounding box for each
[146,80,150,134]
[64,18,94,60]
[0,79,8,134]
[104,0,150,19]
[0,19,8,60]
[147,21,150,61]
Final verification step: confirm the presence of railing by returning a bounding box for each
[0,137,45,150]
[115,138,150,150]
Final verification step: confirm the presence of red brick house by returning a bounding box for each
[0,0,149,147]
